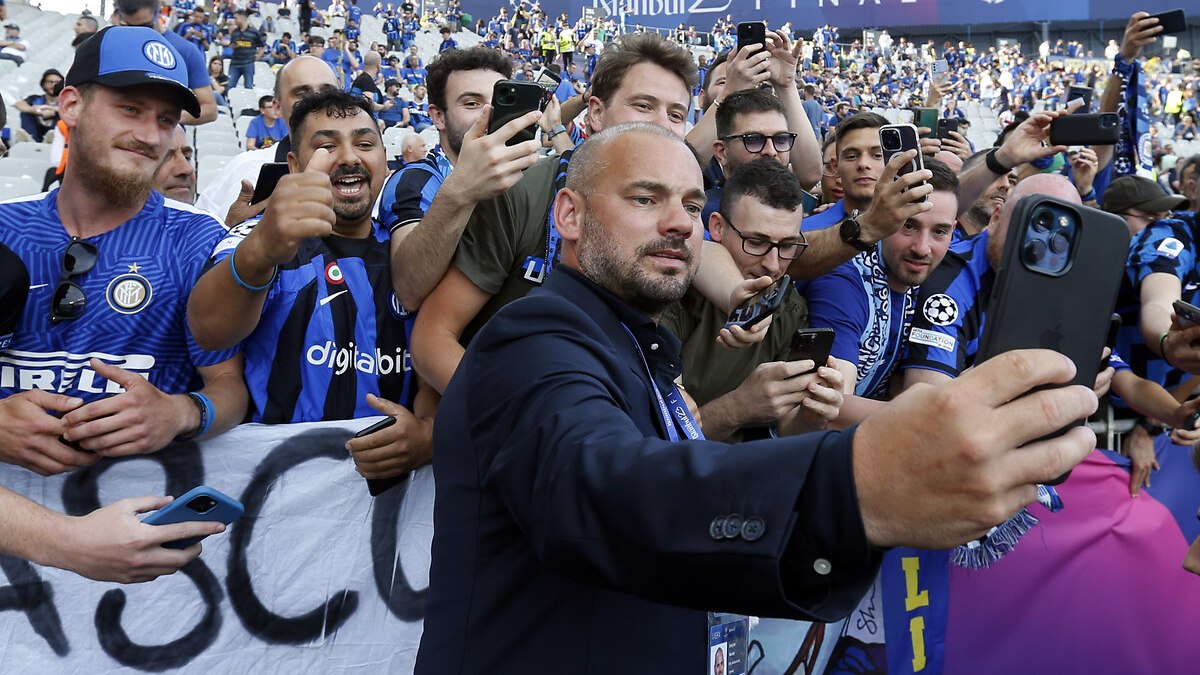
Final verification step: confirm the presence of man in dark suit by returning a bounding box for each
[416,122,1099,672]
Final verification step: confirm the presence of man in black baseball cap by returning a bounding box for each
[1101,174,1190,236]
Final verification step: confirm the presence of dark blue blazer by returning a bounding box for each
[416,267,881,673]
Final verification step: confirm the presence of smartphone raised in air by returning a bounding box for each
[488,80,542,146]
[726,275,791,331]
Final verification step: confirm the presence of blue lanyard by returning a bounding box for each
[621,325,704,442]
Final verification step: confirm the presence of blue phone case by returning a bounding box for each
[142,486,244,549]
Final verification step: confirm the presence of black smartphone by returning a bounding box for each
[1049,113,1120,146]
[1066,85,1093,114]
[788,328,834,373]
[354,416,408,496]
[911,107,938,138]
[976,195,1130,484]
[879,124,927,201]
[1102,313,1121,370]
[800,189,819,215]
[1148,9,1187,35]
[488,79,542,146]
[142,486,244,549]
[535,67,561,92]
[726,274,791,331]
[250,162,289,205]
[1173,299,1200,328]
[935,118,959,141]
[737,21,766,53]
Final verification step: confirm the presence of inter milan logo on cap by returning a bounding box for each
[923,294,959,326]
[143,40,177,69]
[106,266,153,314]
[325,261,345,284]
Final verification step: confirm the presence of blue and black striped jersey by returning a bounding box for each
[377,145,453,233]
[900,229,993,379]
[209,219,416,423]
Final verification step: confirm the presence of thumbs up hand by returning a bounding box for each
[243,148,338,269]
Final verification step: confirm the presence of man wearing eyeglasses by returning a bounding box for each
[701,88,797,226]
[0,26,245,582]
[661,159,844,441]
[804,159,959,426]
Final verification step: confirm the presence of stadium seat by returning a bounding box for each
[0,157,52,180]
[4,142,51,161]
[0,176,42,201]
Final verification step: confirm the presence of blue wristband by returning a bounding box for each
[229,246,276,292]
[1081,188,1096,202]
[178,392,214,440]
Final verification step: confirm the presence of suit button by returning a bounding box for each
[740,517,765,542]
[722,514,743,539]
[710,516,727,540]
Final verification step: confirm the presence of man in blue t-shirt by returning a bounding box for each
[0,26,242,582]
[244,94,288,150]
[189,88,433,478]
[805,159,958,424]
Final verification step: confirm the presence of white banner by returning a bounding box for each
[0,419,434,674]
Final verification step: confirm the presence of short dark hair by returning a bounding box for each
[701,50,729,99]
[289,87,377,145]
[835,112,888,150]
[923,158,959,193]
[425,46,512,113]
[115,0,158,19]
[258,94,274,108]
[720,157,805,217]
[715,88,786,139]
[590,33,697,106]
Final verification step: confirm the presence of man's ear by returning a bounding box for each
[708,211,727,242]
[713,139,728,169]
[553,187,586,243]
[429,103,447,132]
[57,86,85,129]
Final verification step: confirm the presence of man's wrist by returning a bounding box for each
[855,208,886,244]
[173,394,204,439]
[988,146,1015,174]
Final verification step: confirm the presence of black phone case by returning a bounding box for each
[977,195,1130,483]
[1049,113,1119,146]
[737,22,765,52]
[726,275,790,330]
[488,80,542,146]
[250,162,290,205]
[1149,9,1187,35]
[789,328,834,371]
[936,118,959,140]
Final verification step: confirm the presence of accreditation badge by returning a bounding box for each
[708,612,749,675]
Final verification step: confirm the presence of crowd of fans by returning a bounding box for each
[1,0,1200,667]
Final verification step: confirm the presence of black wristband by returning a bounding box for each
[985,147,1011,175]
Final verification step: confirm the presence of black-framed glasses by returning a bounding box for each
[721,132,798,154]
[723,218,808,260]
[51,238,98,323]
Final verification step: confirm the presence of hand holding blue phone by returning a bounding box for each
[142,486,244,549]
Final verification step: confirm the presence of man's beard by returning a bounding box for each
[329,164,374,223]
[445,115,467,157]
[576,213,695,317]
[70,126,155,208]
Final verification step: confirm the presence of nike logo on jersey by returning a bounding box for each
[319,290,349,307]
[28,284,48,291]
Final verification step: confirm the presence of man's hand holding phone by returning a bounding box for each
[723,37,772,95]
[436,104,542,211]
[345,394,433,478]
[856,150,933,243]
[1161,313,1200,375]
[1121,11,1165,62]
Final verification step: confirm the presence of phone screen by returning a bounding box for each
[250,163,289,205]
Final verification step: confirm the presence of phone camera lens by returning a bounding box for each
[187,496,218,513]
[1033,211,1053,232]
[1023,239,1047,265]
[1049,231,1070,254]
[881,129,901,152]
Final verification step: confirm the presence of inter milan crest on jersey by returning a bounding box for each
[105,263,153,315]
